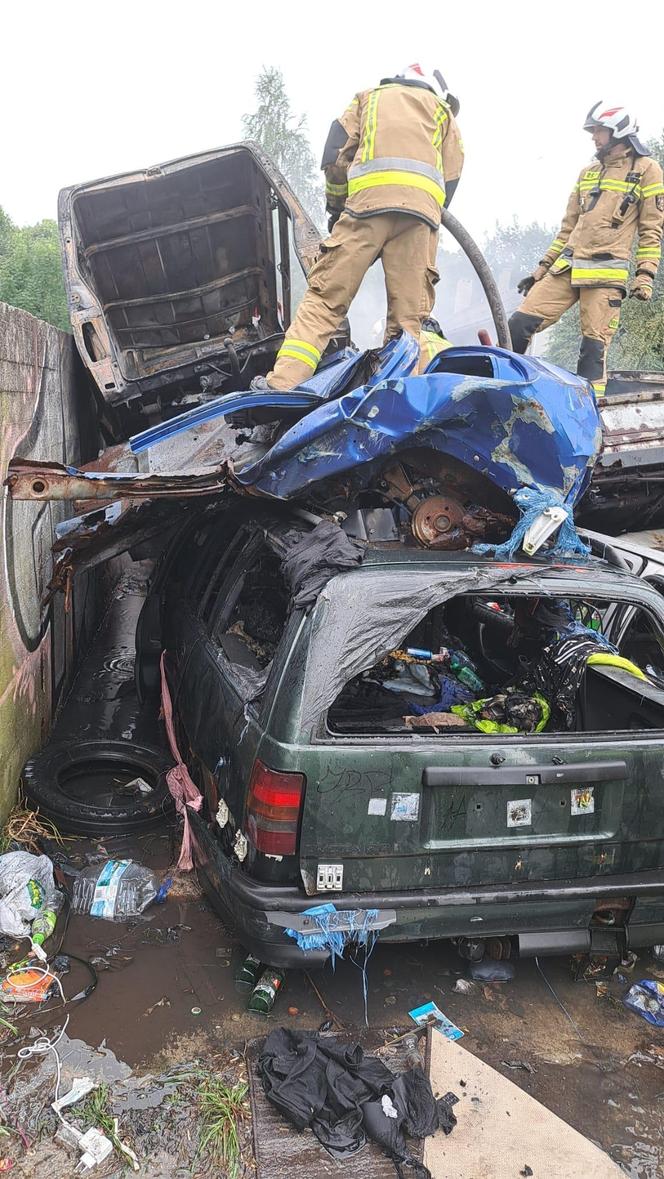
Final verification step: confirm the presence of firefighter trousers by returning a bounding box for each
[267,211,438,390]
[508,270,624,396]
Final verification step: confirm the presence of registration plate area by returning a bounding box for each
[422,781,619,850]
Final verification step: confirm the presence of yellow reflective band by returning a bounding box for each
[636,247,661,258]
[325,181,348,196]
[361,89,379,163]
[578,178,633,194]
[547,238,565,255]
[276,347,318,371]
[432,105,447,172]
[572,267,629,282]
[279,338,321,362]
[642,182,664,198]
[348,170,446,205]
[591,382,606,397]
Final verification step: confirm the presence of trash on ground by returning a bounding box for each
[453,978,475,994]
[623,979,664,1026]
[51,1077,97,1113]
[248,968,285,1014]
[572,953,618,982]
[72,860,160,920]
[0,962,62,1004]
[409,1000,464,1041]
[653,944,664,962]
[258,1027,457,1169]
[235,952,262,990]
[144,996,170,1015]
[502,1060,534,1074]
[0,851,59,947]
[469,959,516,982]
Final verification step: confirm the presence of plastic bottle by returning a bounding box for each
[72,860,159,920]
[247,968,285,1014]
[441,648,485,693]
[32,890,63,947]
[236,953,263,991]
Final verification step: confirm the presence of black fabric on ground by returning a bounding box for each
[258,1028,454,1173]
[281,521,364,610]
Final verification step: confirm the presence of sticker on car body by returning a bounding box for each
[507,799,532,827]
[368,797,387,816]
[571,786,594,815]
[391,793,420,822]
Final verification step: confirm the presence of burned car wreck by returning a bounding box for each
[7,141,664,970]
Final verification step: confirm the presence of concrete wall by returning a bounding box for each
[0,302,97,822]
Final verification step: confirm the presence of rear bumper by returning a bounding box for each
[190,812,664,967]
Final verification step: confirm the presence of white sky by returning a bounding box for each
[4,0,664,246]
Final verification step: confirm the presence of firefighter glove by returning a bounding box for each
[629,273,653,301]
[517,264,548,296]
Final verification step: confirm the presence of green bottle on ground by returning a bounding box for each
[247,968,285,1014]
[236,953,263,990]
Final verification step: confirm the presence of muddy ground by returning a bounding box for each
[0,575,662,1176]
[0,828,662,1177]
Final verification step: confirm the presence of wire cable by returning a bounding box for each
[534,955,586,1043]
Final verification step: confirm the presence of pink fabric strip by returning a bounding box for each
[160,652,203,870]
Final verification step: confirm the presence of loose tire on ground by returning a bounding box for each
[22,740,174,835]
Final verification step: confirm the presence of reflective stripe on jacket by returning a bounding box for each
[539,143,664,289]
[322,81,464,230]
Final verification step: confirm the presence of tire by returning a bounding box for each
[22,740,175,835]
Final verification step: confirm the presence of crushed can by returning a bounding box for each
[247,968,285,1014]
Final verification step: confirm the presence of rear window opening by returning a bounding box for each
[327,592,664,736]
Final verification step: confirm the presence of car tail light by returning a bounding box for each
[245,760,305,856]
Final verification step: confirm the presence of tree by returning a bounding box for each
[482,219,555,319]
[242,67,325,229]
[0,210,69,331]
[547,132,664,372]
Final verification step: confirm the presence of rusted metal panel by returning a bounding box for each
[58,141,321,423]
[5,458,231,501]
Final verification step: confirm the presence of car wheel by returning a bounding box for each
[22,740,174,835]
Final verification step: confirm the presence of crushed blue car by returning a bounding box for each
[130,334,601,555]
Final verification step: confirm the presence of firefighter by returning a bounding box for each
[509,103,664,397]
[259,64,464,391]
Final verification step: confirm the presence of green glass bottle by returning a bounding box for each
[235,953,263,990]
[247,968,285,1014]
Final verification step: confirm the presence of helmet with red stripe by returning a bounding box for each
[583,102,638,139]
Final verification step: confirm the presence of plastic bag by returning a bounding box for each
[622,979,664,1026]
[72,860,159,920]
[0,851,57,939]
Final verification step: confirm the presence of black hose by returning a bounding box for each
[440,209,512,350]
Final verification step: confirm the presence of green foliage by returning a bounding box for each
[547,132,664,372]
[0,210,69,331]
[197,1077,248,1174]
[483,219,554,281]
[243,66,325,229]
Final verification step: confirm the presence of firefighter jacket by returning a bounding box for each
[321,79,464,231]
[539,142,664,290]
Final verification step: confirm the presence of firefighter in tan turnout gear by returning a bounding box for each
[261,64,464,390]
[509,102,664,397]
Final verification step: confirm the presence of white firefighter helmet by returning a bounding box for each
[399,63,441,95]
[583,101,638,139]
[398,64,460,114]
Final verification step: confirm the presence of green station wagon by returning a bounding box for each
[137,505,664,967]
